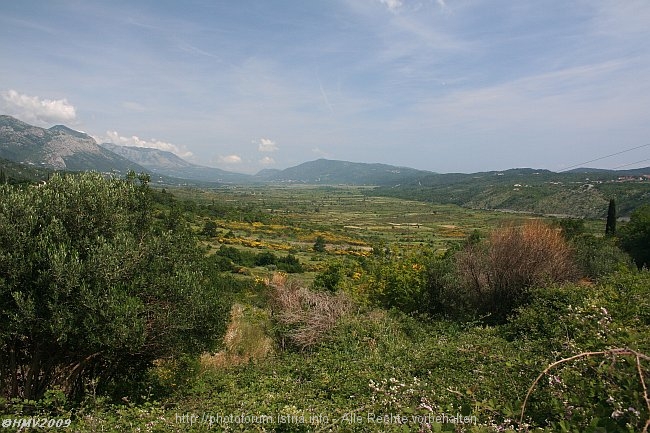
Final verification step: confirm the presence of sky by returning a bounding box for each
[1,0,650,174]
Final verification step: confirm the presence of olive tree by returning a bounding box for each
[0,173,227,400]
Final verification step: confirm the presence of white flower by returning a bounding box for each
[628,407,640,417]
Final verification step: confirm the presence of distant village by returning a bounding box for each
[617,174,650,182]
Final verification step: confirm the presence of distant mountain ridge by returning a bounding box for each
[0,116,432,185]
[100,144,433,186]
[2,115,649,218]
[99,143,251,183]
[254,158,432,185]
[0,115,147,173]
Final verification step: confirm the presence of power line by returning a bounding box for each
[612,157,650,170]
[559,143,650,172]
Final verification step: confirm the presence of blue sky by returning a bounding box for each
[2,0,650,173]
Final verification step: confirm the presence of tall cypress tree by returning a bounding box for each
[0,169,6,184]
[606,198,617,235]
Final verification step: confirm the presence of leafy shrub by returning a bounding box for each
[313,235,326,252]
[201,219,218,237]
[324,248,464,318]
[505,271,650,431]
[571,234,632,279]
[364,256,427,314]
[619,204,650,269]
[215,245,255,267]
[507,270,650,351]
[555,217,586,240]
[0,173,228,401]
[518,348,650,433]
[276,253,304,273]
[213,247,303,273]
[313,261,344,292]
[207,253,238,272]
[421,250,468,319]
[255,251,277,266]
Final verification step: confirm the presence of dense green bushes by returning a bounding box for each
[571,234,633,278]
[211,245,304,273]
[505,271,650,431]
[0,173,230,401]
[619,204,650,269]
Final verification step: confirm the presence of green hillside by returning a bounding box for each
[374,168,650,218]
[0,157,52,184]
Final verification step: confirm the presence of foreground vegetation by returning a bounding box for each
[1,173,649,432]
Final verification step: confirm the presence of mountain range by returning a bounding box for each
[101,144,431,185]
[1,115,649,218]
[0,115,433,185]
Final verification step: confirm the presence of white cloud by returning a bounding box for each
[312,147,329,157]
[379,0,402,12]
[1,89,76,124]
[97,130,193,157]
[259,156,275,165]
[217,154,242,164]
[257,137,278,152]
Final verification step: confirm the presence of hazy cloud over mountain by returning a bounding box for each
[1,90,76,125]
[217,154,243,165]
[94,130,193,158]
